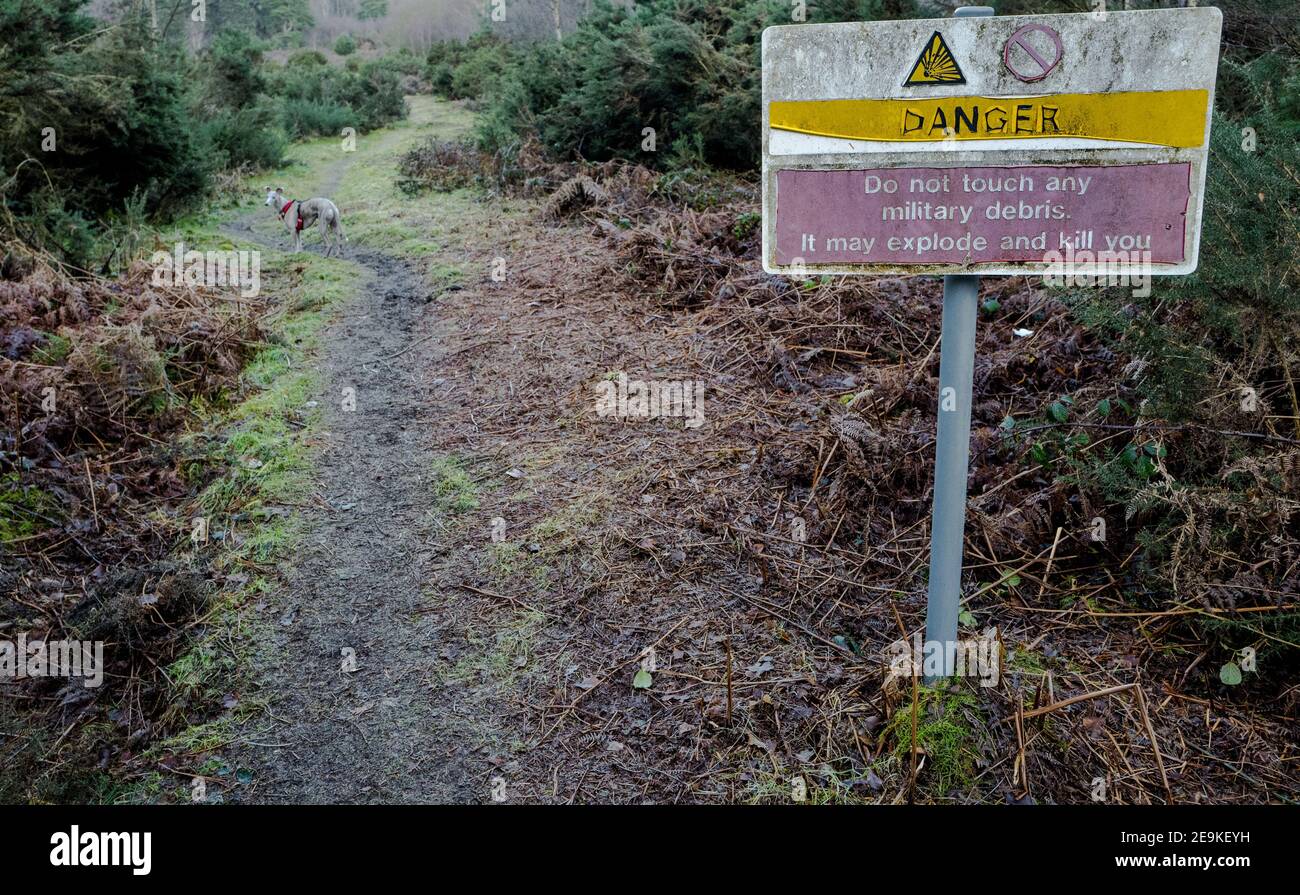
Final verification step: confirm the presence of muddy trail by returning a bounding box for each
[217,143,497,804]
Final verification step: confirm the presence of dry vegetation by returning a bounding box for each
[0,243,264,798]
[399,138,1299,803]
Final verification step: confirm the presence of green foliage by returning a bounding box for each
[358,0,388,20]
[732,211,760,240]
[201,31,287,169]
[1063,60,1298,418]
[371,49,424,78]
[31,331,71,365]
[0,1,403,266]
[427,32,514,101]
[286,49,329,68]
[1069,93,1299,424]
[334,34,357,56]
[279,97,356,138]
[207,29,266,107]
[1042,5,1300,415]
[0,474,59,542]
[467,0,921,171]
[1015,25,1300,654]
[202,0,313,40]
[201,100,288,171]
[0,8,213,266]
[268,56,406,138]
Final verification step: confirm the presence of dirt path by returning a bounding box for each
[219,109,500,804]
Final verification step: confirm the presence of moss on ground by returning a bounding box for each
[885,686,984,796]
[0,474,60,543]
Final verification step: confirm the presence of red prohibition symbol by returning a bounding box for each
[1003,23,1064,83]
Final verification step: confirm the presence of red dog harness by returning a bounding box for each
[278,199,305,232]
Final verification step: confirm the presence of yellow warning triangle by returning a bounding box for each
[904,31,965,85]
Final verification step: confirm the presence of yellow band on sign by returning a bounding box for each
[769,90,1208,147]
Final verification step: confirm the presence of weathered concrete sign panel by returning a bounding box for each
[761,8,1222,276]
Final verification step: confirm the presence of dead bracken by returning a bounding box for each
[1,241,264,798]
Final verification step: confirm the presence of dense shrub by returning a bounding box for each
[201,30,287,169]
[374,49,425,78]
[280,97,356,139]
[200,101,288,171]
[207,30,263,105]
[469,0,921,170]
[1052,45,1300,642]
[334,34,357,56]
[427,32,515,101]
[269,57,407,137]
[0,3,213,266]
[287,49,329,68]
[425,40,461,97]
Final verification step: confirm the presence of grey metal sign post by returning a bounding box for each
[923,6,992,681]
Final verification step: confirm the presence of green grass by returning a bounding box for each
[1006,646,1048,678]
[445,609,545,687]
[527,490,613,553]
[744,768,876,805]
[148,101,478,771]
[5,96,489,806]
[180,98,510,284]
[320,97,531,268]
[109,178,370,803]
[431,454,480,513]
[228,96,480,252]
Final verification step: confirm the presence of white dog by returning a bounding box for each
[265,187,346,256]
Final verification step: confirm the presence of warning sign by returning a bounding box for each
[905,31,965,86]
[761,7,1222,276]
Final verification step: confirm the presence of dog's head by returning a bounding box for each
[264,187,284,207]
